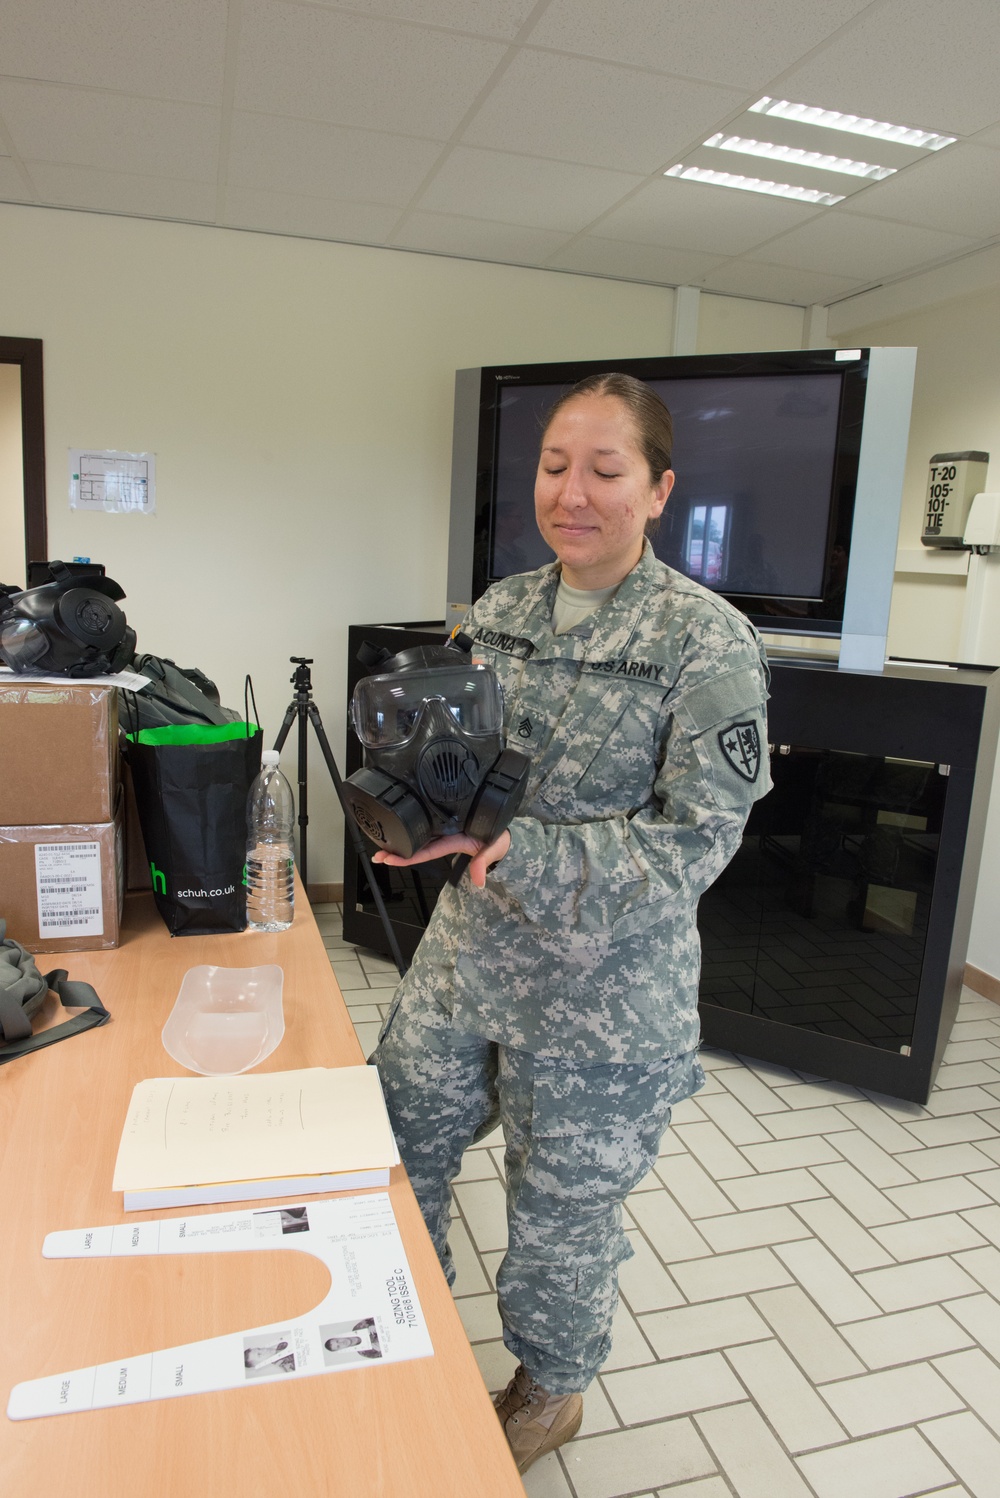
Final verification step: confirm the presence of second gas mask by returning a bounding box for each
[0,562,136,676]
[342,638,531,860]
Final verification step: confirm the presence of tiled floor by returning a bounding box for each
[313,903,1000,1498]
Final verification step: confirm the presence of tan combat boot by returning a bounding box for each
[493,1363,584,1473]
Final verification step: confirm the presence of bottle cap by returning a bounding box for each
[261,749,280,766]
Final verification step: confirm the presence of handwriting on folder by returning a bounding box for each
[113,1067,398,1192]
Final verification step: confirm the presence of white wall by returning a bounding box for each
[0,362,23,588]
[852,287,1000,664]
[837,284,1000,979]
[697,293,805,355]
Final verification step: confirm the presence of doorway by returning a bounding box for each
[0,338,46,588]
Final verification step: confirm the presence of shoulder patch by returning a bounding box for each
[718,721,761,782]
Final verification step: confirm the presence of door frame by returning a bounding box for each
[0,336,46,573]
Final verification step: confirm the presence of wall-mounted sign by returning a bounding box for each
[69,449,156,514]
[921,450,989,548]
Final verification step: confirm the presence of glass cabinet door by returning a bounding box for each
[698,747,948,1052]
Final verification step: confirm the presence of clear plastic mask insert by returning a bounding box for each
[350,664,503,749]
[162,964,285,1075]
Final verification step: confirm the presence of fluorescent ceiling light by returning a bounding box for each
[704,132,895,180]
[665,163,844,206]
[749,97,955,151]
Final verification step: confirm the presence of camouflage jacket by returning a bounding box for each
[401,543,771,1064]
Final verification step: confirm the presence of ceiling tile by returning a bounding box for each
[1,0,996,304]
[0,0,229,103]
[23,162,218,221]
[699,258,860,305]
[757,211,978,280]
[416,146,644,232]
[837,144,1000,239]
[0,81,220,180]
[228,113,443,205]
[392,212,571,262]
[307,0,539,40]
[0,157,35,200]
[594,175,823,255]
[546,237,725,284]
[462,49,740,173]
[222,187,399,243]
[524,0,873,89]
[776,0,1000,136]
[235,0,507,137]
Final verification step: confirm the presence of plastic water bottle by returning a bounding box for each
[246,749,295,932]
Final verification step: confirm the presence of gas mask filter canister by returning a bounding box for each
[342,638,531,862]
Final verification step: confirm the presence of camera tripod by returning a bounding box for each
[273,656,407,977]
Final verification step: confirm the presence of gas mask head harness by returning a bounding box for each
[0,561,136,676]
[342,632,531,862]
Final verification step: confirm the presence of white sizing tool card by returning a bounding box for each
[7,1193,432,1420]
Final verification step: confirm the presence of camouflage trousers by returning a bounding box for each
[371,983,702,1394]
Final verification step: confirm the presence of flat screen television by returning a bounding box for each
[446,347,916,671]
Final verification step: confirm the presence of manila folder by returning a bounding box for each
[113,1066,399,1192]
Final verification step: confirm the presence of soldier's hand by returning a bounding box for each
[372,830,511,889]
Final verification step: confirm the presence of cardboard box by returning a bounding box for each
[0,796,125,953]
[0,680,119,824]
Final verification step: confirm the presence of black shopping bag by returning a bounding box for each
[124,721,262,935]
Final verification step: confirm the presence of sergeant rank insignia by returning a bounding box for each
[719,721,761,782]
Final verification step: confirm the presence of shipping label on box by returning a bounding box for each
[34,842,105,940]
[0,799,125,953]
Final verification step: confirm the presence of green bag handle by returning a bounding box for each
[126,721,261,747]
[0,919,111,1065]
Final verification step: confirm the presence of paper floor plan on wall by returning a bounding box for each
[69,449,156,513]
[7,1192,432,1420]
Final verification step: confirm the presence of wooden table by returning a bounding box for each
[0,892,524,1497]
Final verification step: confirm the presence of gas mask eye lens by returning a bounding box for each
[0,618,49,669]
[351,668,503,750]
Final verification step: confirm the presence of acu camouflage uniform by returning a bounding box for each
[373,542,770,1393]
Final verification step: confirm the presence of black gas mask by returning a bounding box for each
[342,635,531,862]
[0,562,136,676]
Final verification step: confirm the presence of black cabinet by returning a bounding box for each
[698,659,999,1102]
[343,623,455,965]
[344,625,999,1103]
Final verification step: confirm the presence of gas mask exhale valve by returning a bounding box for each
[342,636,531,872]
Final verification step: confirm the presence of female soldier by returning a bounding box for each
[372,373,770,1473]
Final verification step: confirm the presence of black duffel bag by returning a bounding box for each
[123,653,240,733]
